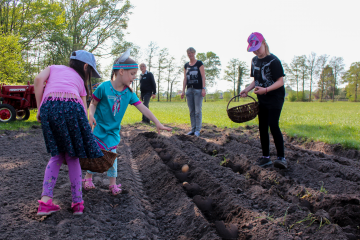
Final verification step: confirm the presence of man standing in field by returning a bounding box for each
[139,63,156,124]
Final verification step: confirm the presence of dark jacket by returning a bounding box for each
[140,71,156,94]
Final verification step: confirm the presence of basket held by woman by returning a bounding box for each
[227,95,259,123]
[64,149,117,173]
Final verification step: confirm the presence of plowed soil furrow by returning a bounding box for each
[128,131,221,240]
[0,124,359,240]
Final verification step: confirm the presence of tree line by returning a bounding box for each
[1,0,359,102]
[0,0,132,84]
[137,43,359,102]
[283,53,359,102]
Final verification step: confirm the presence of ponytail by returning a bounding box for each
[69,51,93,99]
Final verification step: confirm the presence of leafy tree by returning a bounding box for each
[224,58,240,97]
[316,55,329,101]
[111,41,141,62]
[165,56,175,101]
[318,65,333,101]
[0,0,65,48]
[343,62,360,102]
[171,55,186,102]
[282,61,290,85]
[146,41,158,72]
[298,55,308,101]
[0,34,24,84]
[329,56,345,101]
[196,51,221,88]
[306,52,317,101]
[0,0,65,81]
[224,59,249,101]
[288,56,302,100]
[41,0,132,68]
[236,62,249,101]
[155,48,168,101]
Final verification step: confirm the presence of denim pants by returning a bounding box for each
[141,92,152,123]
[87,149,118,177]
[186,88,203,132]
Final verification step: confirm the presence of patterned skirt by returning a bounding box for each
[40,100,103,159]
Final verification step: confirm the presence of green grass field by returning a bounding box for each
[1,101,359,149]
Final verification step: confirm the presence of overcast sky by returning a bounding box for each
[102,0,360,92]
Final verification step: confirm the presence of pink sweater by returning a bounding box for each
[39,65,87,112]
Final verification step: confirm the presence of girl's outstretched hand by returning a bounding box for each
[155,123,172,134]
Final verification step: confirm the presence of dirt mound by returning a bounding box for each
[0,123,359,239]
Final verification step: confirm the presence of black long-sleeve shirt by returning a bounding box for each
[140,71,156,94]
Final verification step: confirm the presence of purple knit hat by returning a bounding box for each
[247,32,264,52]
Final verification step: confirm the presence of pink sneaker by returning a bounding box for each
[37,199,61,215]
[71,201,84,215]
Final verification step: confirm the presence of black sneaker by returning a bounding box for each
[186,131,194,135]
[274,157,288,169]
[254,157,272,167]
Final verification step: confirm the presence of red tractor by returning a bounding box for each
[0,82,37,122]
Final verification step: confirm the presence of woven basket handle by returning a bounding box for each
[226,95,257,111]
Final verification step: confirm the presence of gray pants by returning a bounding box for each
[186,88,203,132]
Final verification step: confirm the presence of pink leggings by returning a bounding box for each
[42,153,82,203]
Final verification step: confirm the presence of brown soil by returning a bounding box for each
[0,123,359,240]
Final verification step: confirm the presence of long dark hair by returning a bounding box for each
[111,57,137,92]
[69,51,93,99]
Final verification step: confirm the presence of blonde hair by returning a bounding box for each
[263,40,270,56]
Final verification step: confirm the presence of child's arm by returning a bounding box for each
[81,96,88,116]
[135,103,172,133]
[88,99,99,128]
[254,77,284,95]
[34,67,51,122]
[240,80,255,97]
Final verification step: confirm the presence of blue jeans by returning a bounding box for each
[186,88,203,132]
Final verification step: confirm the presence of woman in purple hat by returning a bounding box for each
[240,32,287,169]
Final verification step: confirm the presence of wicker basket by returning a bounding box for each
[63,149,117,173]
[227,95,259,123]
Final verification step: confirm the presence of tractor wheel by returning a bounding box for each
[0,104,16,122]
[16,109,31,120]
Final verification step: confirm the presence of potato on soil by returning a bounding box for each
[182,164,189,173]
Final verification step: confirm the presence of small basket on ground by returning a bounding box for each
[227,95,259,123]
[64,149,117,173]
